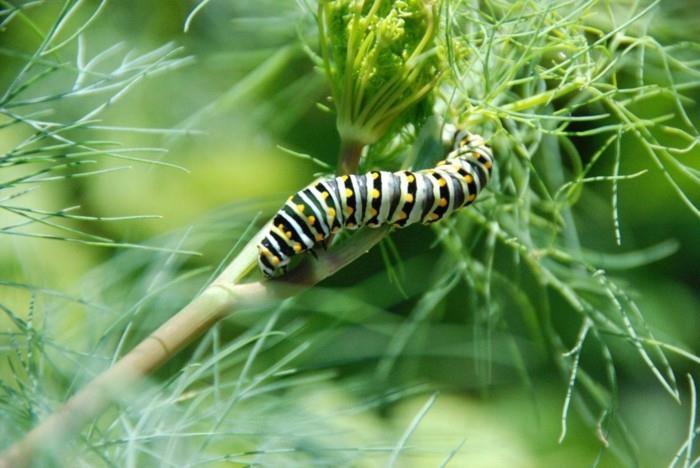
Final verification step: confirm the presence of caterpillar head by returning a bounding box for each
[257,239,288,278]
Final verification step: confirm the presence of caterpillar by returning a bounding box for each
[257,127,494,278]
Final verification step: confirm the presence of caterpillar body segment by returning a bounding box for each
[257,130,494,278]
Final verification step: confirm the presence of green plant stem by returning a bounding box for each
[501,80,583,113]
[337,139,364,174]
[0,224,389,467]
[0,285,236,468]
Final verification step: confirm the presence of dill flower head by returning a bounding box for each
[318,0,440,147]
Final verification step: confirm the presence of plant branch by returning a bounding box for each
[0,224,389,467]
[337,139,365,175]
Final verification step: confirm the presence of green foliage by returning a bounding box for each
[422,0,700,459]
[0,0,191,250]
[1,0,700,467]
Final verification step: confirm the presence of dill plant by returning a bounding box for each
[0,3,189,249]
[2,0,700,467]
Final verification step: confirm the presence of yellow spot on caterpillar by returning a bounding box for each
[307,215,316,224]
[286,231,293,239]
[271,256,280,266]
[406,174,415,183]
[341,175,349,181]
[438,178,446,187]
[429,213,440,221]
[371,188,380,199]
[293,243,302,253]
[315,233,324,241]
[370,208,378,216]
[345,188,353,198]
[332,227,340,233]
[287,196,293,201]
[346,222,355,229]
[439,198,448,207]
[261,248,270,255]
[296,204,305,212]
[404,193,414,203]
[321,191,329,199]
[399,211,408,220]
[464,174,473,183]
[277,223,285,230]
[468,194,476,201]
[484,161,492,169]
[345,206,354,215]
[372,172,379,180]
[327,207,336,217]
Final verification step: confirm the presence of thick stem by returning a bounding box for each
[0,285,236,467]
[337,139,364,175]
[0,223,389,467]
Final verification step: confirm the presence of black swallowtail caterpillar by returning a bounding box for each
[257,127,494,278]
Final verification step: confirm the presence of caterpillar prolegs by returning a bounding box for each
[257,127,494,278]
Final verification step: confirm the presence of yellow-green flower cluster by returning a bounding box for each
[318,0,440,146]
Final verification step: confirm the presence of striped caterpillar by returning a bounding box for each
[257,127,494,278]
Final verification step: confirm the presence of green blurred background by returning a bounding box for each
[1,1,699,466]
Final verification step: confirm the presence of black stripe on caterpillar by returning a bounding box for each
[257,129,494,278]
